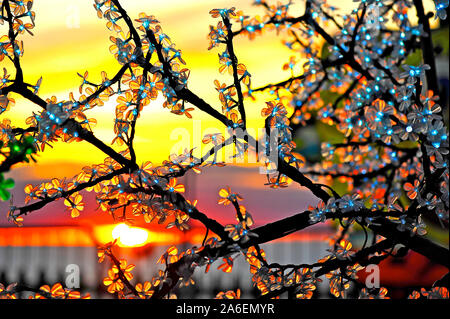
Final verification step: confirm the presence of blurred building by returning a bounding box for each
[0,225,331,298]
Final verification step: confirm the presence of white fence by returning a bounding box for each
[0,241,331,298]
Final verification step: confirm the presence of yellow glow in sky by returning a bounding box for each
[111,223,149,247]
[0,0,439,179]
[94,222,182,247]
[4,0,298,175]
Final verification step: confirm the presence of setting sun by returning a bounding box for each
[93,223,185,247]
[111,223,149,247]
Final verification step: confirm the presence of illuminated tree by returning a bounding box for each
[0,0,448,299]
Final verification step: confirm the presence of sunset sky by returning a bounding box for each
[3,0,303,178]
[1,0,438,178]
[0,0,440,227]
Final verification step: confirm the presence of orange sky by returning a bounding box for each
[1,0,438,180]
[0,0,445,244]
